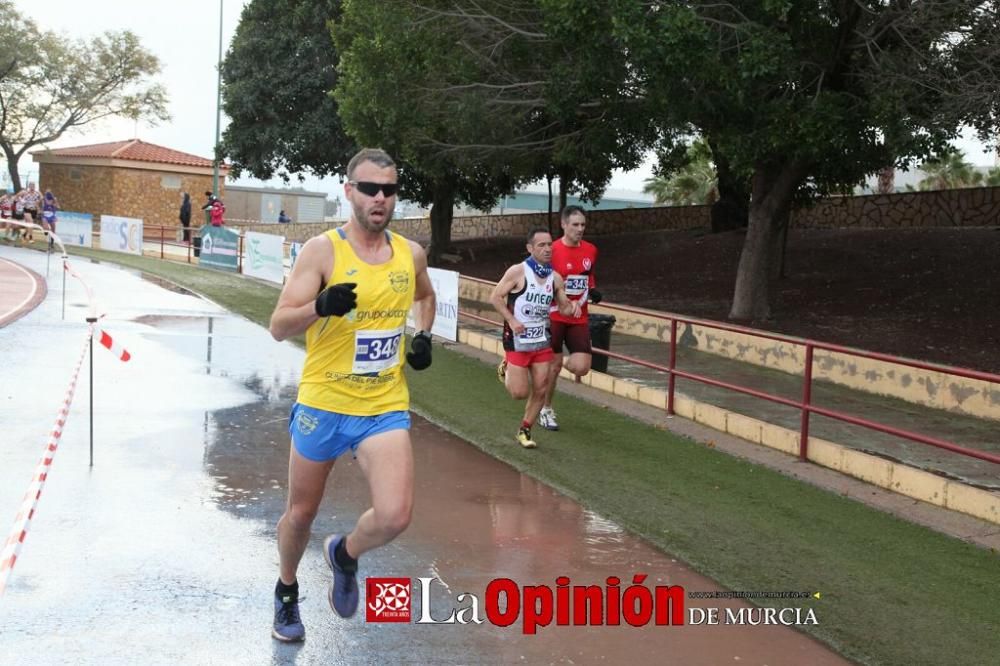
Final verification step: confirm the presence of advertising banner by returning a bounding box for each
[57,212,93,248]
[244,231,285,284]
[408,267,459,342]
[200,225,240,272]
[99,215,143,255]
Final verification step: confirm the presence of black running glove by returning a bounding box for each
[589,288,603,304]
[406,331,433,370]
[315,282,357,317]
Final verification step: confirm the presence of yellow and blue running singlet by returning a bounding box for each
[297,227,415,416]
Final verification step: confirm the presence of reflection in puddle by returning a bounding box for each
[131,312,303,402]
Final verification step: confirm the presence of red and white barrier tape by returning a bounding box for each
[98,329,131,362]
[0,330,91,596]
[0,322,131,596]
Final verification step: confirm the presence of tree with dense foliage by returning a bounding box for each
[0,1,167,190]
[334,0,656,258]
[220,0,355,182]
[398,1,1000,319]
[332,0,514,262]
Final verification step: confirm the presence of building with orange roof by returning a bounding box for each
[31,139,229,232]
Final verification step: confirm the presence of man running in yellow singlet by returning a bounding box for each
[267,148,436,642]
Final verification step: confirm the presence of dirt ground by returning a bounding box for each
[449,226,1000,374]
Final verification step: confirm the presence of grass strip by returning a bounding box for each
[60,246,999,666]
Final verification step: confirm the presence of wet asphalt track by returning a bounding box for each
[0,245,847,665]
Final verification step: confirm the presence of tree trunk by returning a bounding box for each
[876,166,895,194]
[708,144,749,233]
[777,210,791,279]
[427,181,455,266]
[558,166,570,215]
[2,144,22,192]
[729,163,804,320]
[546,174,554,235]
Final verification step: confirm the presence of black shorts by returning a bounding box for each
[549,320,591,354]
[23,208,38,219]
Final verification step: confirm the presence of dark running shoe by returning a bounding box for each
[272,592,305,642]
[323,534,359,618]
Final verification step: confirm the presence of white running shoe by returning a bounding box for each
[538,407,559,431]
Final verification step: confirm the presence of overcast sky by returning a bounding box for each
[11,0,999,202]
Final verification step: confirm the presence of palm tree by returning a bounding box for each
[917,150,984,190]
[984,167,1000,187]
[643,139,719,205]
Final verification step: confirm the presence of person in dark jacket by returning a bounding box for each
[179,193,192,242]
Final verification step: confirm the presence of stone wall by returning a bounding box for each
[228,220,338,243]
[40,163,219,234]
[40,163,115,219]
[790,186,1000,228]
[221,185,1000,246]
[113,169,220,233]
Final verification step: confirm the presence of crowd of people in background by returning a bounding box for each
[1,183,59,247]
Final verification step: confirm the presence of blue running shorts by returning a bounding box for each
[289,403,411,462]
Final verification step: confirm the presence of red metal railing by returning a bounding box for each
[459,275,1000,466]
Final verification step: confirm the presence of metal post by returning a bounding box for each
[667,319,678,416]
[212,0,224,197]
[87,318,97,467]
[160,225,164,259]
[799,344,815,461]
[206,316,214,374]
[61,261,66,320]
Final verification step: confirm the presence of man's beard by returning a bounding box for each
[352,202,393,232]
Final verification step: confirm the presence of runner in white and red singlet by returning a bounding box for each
[490,227,580,449]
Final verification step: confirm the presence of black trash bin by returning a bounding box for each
[588,313,616,373]
[193,233,202,257]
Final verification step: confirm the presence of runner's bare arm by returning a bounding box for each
[269,235,333,341]
[409,241,436,333]
[553,274,582,318]
[489,265,526,334]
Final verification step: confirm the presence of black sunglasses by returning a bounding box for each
[350,181,399,197]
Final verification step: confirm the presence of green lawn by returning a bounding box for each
[59,246,999,666]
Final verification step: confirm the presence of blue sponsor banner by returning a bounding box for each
[57,212,93,248]
[200,226,240,271]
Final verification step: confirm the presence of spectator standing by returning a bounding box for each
[179,193,192,242]
[209,198,225,227]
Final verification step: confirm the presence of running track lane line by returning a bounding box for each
[0,257,46,327]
